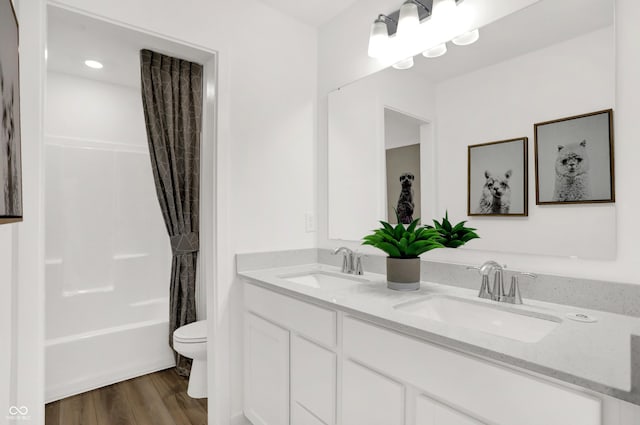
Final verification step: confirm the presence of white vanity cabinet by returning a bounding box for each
[244,284,338,425]
[243,282,605,425]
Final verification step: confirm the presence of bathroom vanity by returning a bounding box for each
[238,256,640,425]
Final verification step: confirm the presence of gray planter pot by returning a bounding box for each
[386,257,420,291]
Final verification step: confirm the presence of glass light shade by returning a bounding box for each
[433,0,457,21]
[452,28,480,46]
[368,18,389,59]
[422,43,447,58]
[392,57,414,70]
[397,1,420,39]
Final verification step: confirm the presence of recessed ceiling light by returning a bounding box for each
[84,60,103,69]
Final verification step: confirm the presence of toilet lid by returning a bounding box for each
[174,320,207,343]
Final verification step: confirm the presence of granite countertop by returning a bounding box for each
[238,263,640,405]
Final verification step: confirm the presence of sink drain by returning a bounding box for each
[566,312,598,323]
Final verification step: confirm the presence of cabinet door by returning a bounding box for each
[342,359,404,425]
[291,335,337,424]
[244,313,290,425]
[415,395,485,425]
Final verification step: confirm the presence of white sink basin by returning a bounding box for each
[393,295,561,343]
[278,271,368,290]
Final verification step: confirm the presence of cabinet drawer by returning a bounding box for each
[416,394,485,425]
[343,316,601,425]
[245,283,337,347]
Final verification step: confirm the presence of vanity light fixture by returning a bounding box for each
[368,15,393,59]
[84,59,103,69]
[422,43,447,58]
[367,0,480,66]
[397,1,423,39]
[392,57,415,70]
[452,28,480,46]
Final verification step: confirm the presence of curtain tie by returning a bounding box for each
[170,232,199,255]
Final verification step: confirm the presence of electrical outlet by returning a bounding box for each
[305,212,316,233]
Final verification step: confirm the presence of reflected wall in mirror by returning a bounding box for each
[328,0,616,259]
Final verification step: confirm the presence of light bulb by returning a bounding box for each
[422,43,447,58]
[392,57,414,70]
[452,28,480,46]
[84,60,103,69]
[433,0,457,21]
[397,1,420,39]
[368,17,390,59]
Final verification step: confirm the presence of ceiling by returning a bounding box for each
[255,0,360,27]
[47,7,214,89]
[405,0,614,83]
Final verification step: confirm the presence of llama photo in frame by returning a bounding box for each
[468,137,528,217]
[0,0,22,224]
[534,109,614,205]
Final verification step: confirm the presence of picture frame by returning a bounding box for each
[0,0,23,224]
[468,137,528,217]
[534,109,614,205]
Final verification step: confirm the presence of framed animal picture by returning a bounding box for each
[0,0,22,224]
[468,138,528,217]
[386,143,421,224]
[534,109,614,205]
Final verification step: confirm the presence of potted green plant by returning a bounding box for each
[362,213,479,291]
[424,211,480,248]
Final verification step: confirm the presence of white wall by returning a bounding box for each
[318,0,640,285]
[0,225,15,420]
[434,27,615,260]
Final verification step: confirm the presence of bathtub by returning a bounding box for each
[45,297,175,403]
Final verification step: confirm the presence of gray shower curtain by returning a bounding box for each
[140,49,203,377]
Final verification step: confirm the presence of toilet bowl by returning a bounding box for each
[173,320,207,398]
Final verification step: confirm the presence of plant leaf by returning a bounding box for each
[394,223,405,239]
[376,242,401,257]
[406,218,420,234]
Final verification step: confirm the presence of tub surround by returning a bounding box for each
[237,249,640,405]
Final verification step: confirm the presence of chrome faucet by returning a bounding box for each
[332,247,364,275]
[467,261,505,302]
[468,262,537,304]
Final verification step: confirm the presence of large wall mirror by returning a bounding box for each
[328,0,616,259]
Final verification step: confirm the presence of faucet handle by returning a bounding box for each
[506,272,536,304]
[466,265,480,273]
[354,253,365,275]
[478,274,493,299]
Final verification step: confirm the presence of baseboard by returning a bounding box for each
[45,358,175,403]
[231,412,252,425]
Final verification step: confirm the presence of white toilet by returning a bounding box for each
[173,320,207,398]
